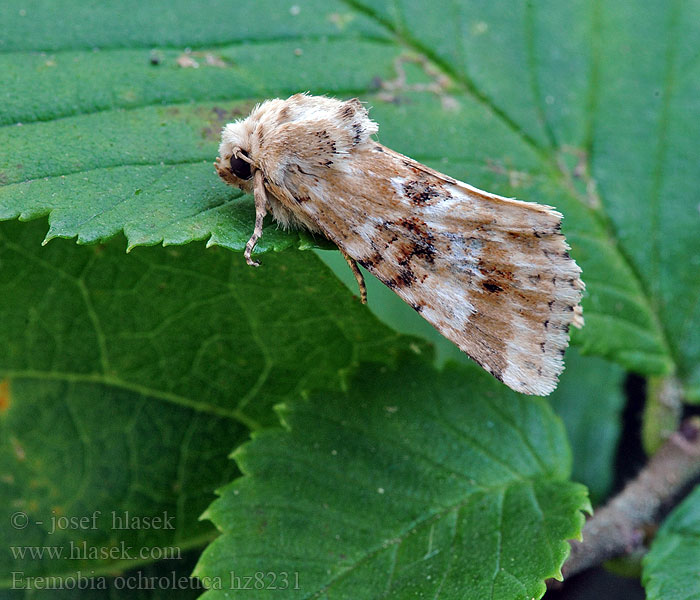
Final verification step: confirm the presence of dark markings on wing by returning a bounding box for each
[258,105,582,395]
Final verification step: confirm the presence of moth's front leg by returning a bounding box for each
[244,170,268,267]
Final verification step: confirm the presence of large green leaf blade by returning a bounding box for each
[586,1,700,390]
[643,484,700,600]
[1,0,692,379]
[0,219,418,427]
[0,218,421,586]
[0,37,396,128]
[195,360,589,599]
[548,348,626,505]
[0,0,388,52]
[0,377,241,586]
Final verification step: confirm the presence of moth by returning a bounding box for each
[215,93,584,396]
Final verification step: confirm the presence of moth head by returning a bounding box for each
[215,118,257,192]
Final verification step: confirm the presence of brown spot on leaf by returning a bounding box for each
[176,54,199,68]
[200,103,253,141]
[11,436,25,461]
[0,379,9,412]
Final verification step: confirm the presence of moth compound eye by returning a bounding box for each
[230,151,252,180]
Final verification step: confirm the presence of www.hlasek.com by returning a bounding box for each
[10,541,181,562]
[11,571,301,591]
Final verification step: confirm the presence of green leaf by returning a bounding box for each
[0,3,400,253]
[0,219,418,427]
[195,359,589,599]
[548,348,626,505]
[643,484,700,600]
[0,374,239,577]
[2,0,696,383]
[0,218,421,585]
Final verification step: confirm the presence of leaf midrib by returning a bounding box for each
[0,86,377,130]
[307,478,559,599]
[1,370,259,429]
[0,31,393,55]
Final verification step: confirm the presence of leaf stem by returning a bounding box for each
[642,375,683,455]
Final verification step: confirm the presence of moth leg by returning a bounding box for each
[340,248,367,304]
[244,170,268,267]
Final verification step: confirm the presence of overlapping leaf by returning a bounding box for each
[2,0,697,380]
[0,218,419,585]
[643,484,700,600]
[195,359,589,599]
[548,348,626,505]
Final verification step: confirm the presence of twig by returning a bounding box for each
[559,417,700,580]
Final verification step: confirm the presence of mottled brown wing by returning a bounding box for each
[265,139,583,396]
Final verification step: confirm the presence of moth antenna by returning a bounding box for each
[340,248,367,304]
[244,170,268,267]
